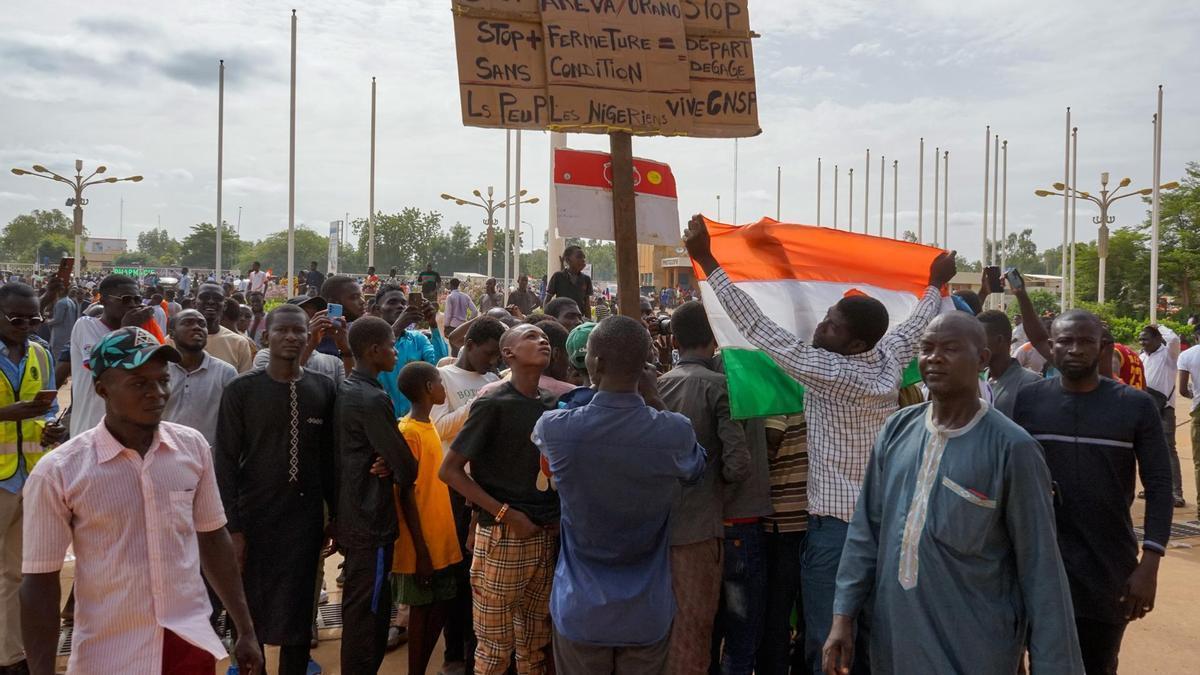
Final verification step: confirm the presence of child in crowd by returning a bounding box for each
[395,361,463,675]
[336,317,418,674]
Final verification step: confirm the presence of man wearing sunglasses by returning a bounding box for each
[69,275,158,438]
[0,282,65,674]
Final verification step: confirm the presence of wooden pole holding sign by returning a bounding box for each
[610,131,640,318]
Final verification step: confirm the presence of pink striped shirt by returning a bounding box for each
[22,419,228,672]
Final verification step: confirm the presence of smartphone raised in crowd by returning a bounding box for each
[983,265,1002,292]
[1005,267,1024,292]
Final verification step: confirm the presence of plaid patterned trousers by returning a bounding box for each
[470,523,559,675]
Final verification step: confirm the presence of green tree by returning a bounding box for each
[113,251,155,266]
[521,249,549,281]
[136,228,182,265]
[0,209,77,262]
[1005,289,1060,320]
[34,234,74,264]
[429,222,482,275]
[239,228,328,274]
[987,228,1045,273]
[354,209,444,274]
[1140,162,1200,311]
[179,222,245,271]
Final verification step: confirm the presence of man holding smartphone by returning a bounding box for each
[0,282,65,673]
[372,285,447,418]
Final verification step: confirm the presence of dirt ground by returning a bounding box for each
[49,406,1200,674]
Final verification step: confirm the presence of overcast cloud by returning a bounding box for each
[1,0,1197,262]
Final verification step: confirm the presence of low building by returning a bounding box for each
[80,237,128,267]
[638,244,695,292]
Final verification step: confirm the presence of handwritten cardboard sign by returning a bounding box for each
[451,0,759,138]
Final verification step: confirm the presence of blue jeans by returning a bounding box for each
[755,530,804,675]
[710,522,767,675]
[802,515,869,675]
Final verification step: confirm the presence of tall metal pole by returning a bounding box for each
[503,130,511,287]
[73,161,82,268]
[287,10,297,295]
[864,149,870,232]
[369,76,376,268]
[943,151,949,249]
[1069,128,1078,307]
[932,146,939,247]
[848,168,854,230]
[833,165,839,230]
[982,125,990,267]
[878,155,885,236]
[1150,87,1163,323]
[513,130,523,287]
[1060,108,1070,311]
[892,159,898,238]
[917,137,924,243]
[816,158,822,225]
[1098,198,1109,304]
[1001,141,1008,310]
[776,165,781,220]
[992,134,1000,272]
[217,60,224,279]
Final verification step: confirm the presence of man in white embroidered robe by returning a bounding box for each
[823,313,1083,675]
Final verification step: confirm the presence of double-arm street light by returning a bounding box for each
[1036,173,1179,304]
[11,160,143,271]
[440,187,539,279]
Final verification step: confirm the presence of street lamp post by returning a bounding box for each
[11,160,143,272]
[1035,173,1178,304]
[519,220,536,253]
[440,187,538,279]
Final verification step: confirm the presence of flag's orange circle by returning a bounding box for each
[646,170,663,185]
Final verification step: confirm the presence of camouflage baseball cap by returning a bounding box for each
[566,322,597,370]
[88,326,180,380]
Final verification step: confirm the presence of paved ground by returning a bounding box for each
[48,404,1200,674]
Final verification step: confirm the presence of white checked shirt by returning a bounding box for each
[707,268,942,522]
[22,420,228,673]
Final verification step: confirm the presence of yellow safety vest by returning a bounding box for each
[0,341,53,480]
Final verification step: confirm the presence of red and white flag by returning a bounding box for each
[553,148,681,245]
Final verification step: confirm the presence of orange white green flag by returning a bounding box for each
[692,217,954,419]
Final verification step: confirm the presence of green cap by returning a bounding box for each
[566,321,597,370]
[88,326,180,380]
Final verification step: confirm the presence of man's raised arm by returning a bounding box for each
[684,215,852,391]
[875,251,957,364]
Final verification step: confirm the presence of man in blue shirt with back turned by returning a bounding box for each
[533,315,705,674]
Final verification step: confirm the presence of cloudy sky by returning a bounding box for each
[1,0,1197,264]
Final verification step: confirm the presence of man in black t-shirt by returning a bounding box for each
[418,263,442,301]
[439,323,559,675]
[305,261,325,296]
[1013,310,1172,675]
[546,245,592,318]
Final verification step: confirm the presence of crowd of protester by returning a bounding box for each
[0,217,1191,675]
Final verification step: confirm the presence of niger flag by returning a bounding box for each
[693,217,954,418]
[553,148,680,245]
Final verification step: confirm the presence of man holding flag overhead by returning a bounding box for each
[684,215,957,674]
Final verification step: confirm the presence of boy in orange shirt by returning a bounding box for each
[395,361,462,675]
